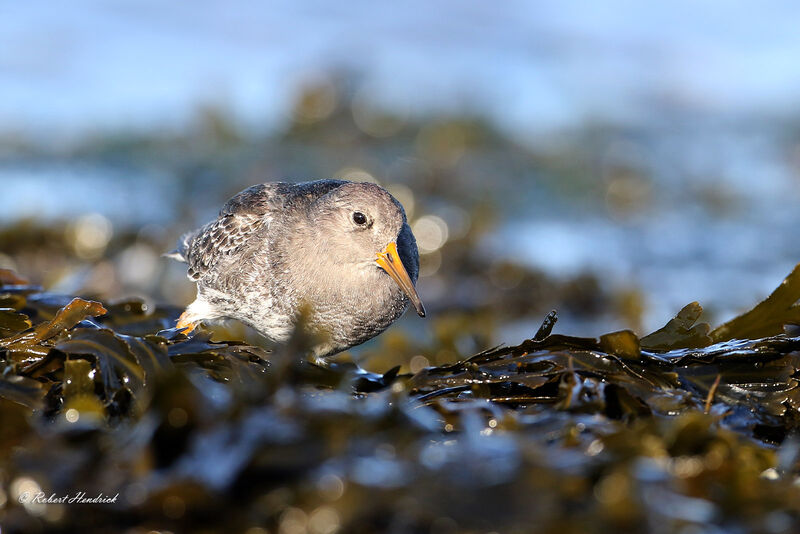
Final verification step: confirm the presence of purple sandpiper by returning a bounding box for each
[168,180,425,358]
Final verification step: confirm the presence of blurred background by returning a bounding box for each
[3,1,800,368]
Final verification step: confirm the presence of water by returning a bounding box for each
[0,162,179,224]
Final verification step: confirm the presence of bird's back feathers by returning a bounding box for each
[170,181,348,281]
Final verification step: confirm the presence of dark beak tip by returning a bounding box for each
[416,305,426,318]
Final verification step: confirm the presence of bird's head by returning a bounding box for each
[307,181,425,317]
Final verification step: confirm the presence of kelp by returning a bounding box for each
[3,266,800,533]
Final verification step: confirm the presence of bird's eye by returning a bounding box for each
[352,212,368,225]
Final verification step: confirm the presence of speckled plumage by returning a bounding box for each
[170,180,423,358]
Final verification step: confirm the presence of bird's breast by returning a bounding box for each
[302,267,408,345]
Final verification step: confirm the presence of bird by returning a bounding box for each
[168,180,426,359]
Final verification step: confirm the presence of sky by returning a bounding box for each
[2,1,800,139]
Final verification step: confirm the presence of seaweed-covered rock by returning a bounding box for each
[2,266,800,533]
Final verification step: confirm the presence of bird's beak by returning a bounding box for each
[375,242,426,317]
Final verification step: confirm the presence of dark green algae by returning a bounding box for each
[3,267,800,533]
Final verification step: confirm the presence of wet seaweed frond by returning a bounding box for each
[2,266,800,532]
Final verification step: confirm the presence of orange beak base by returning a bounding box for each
[375,242,426,317]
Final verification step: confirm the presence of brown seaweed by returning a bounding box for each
[2,265,800,533]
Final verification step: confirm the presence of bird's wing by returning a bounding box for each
[179,184,280,281]
[172,180,349,281]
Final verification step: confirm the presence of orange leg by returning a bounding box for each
[176,311,197,334]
